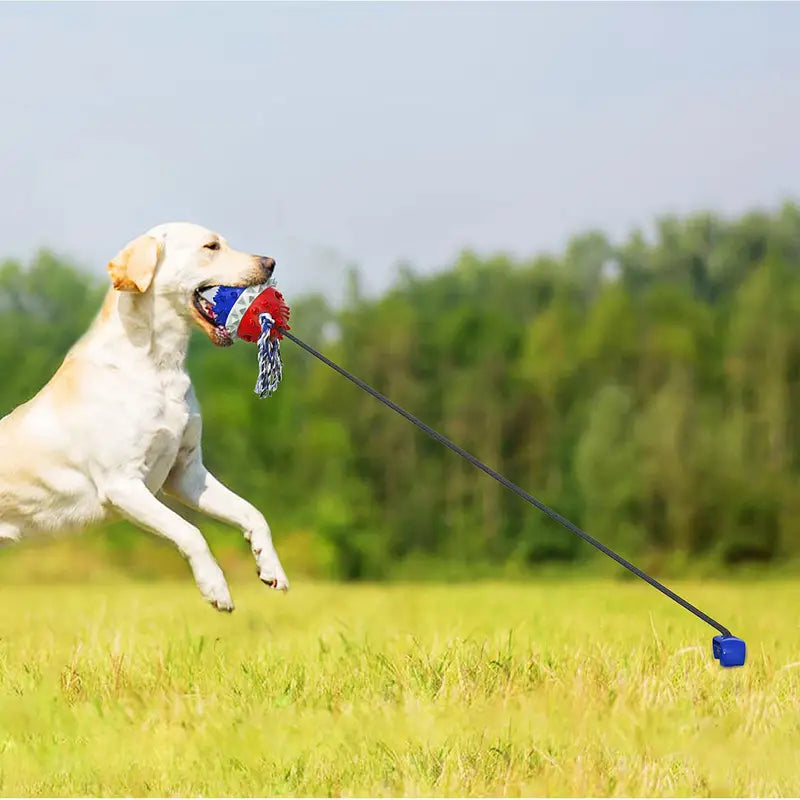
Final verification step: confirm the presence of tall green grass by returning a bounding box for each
[0,580,796,796]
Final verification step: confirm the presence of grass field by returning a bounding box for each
[0,578,797,797]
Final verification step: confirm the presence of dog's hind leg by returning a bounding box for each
[104,480,234,612]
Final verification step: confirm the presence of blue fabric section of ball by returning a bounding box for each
[210,286,247,327]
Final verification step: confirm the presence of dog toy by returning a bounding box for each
[201,280,747,668]
[196,282,291,398]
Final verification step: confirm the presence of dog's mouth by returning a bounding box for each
[192,286,234,347]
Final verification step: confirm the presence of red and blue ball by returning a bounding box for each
[197,283,291,343]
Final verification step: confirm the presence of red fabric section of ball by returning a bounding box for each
[236,287,292,343]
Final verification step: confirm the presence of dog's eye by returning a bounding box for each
[204,241,220,251]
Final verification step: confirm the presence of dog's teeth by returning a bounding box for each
[199,287,219,304]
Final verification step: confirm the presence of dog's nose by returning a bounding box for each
[258,256,276,278]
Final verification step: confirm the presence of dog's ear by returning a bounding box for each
[107,235,161,293]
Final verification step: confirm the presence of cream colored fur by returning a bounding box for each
[0,222,288,611]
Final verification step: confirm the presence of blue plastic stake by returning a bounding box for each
[713,635,746,668]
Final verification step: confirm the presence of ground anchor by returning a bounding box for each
[713,635,746,667]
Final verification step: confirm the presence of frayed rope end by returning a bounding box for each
[255,313,283,398]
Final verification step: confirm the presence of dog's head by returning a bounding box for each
[107,222,275,346]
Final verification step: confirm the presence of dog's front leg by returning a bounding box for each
[165,459,289,592]
[105,480,234,611]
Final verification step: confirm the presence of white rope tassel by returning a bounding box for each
[255,313,283,398]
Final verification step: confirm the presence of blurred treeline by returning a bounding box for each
[2,204,800,580]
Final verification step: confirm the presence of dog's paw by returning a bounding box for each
[197,569,235,612]
[259,568,290,593]
[257,552,290,593]
[211,595,235,613]
[260,573,290,592]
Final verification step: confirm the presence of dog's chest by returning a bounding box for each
[141,370,192,490]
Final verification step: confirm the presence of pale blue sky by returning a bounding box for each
[1,2,798,301]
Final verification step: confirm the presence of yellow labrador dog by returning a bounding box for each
[0,222,289,611]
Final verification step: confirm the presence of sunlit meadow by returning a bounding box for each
[0,578,796,797]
